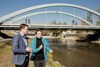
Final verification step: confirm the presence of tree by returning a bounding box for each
[80,18,89,25]
[0,23,3,25]
[50,20,57,25]
[95,7,100,20]
[58,22,61,25]
[87,11,93,23]
[75,21,78,25]
[96,21,100,26]
[63,22,67,25]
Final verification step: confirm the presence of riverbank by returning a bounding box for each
[0,40,65,67]
[60,36,78,40]
[28,36,58,39]
[91,41,100,46]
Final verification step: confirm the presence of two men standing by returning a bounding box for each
[12,24,53,67]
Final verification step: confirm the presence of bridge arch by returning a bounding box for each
[0,3,100,25]
[11,11,92,25]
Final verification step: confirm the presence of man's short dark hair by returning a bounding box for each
[19,23,28,30]
[35,29,41,34]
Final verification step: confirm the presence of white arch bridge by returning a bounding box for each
[0,3,100,30]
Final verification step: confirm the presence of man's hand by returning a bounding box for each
[29,47,32,52]
[39,45,43,50]
[26,47,32,52]
[50,49,53,53]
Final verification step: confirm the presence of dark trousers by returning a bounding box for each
[34,60,46,67]
[15,56,29,67]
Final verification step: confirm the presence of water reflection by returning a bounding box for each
[48,39,100,67]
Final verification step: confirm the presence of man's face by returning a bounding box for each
[22,26,28,35]
[36,31,42,38]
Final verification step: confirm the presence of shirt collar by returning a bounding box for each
[20,32,24,37]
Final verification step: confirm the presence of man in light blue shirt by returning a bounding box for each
[30,29,53,67]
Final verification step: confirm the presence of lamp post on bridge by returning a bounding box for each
[25,18,31,27]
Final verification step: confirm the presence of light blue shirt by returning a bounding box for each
[23,37,28,46]
[20,32,28,46]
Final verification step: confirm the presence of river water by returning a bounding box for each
[48,39,100,67]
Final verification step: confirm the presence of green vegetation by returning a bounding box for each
[0,40,65,67]
[47,52,65,67]
[0,41,14,67]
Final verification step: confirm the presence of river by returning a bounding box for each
[48,39,100,67]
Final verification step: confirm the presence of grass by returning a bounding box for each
[0,40,65,67]
[0,41,14,67]
[47,52,65,67]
